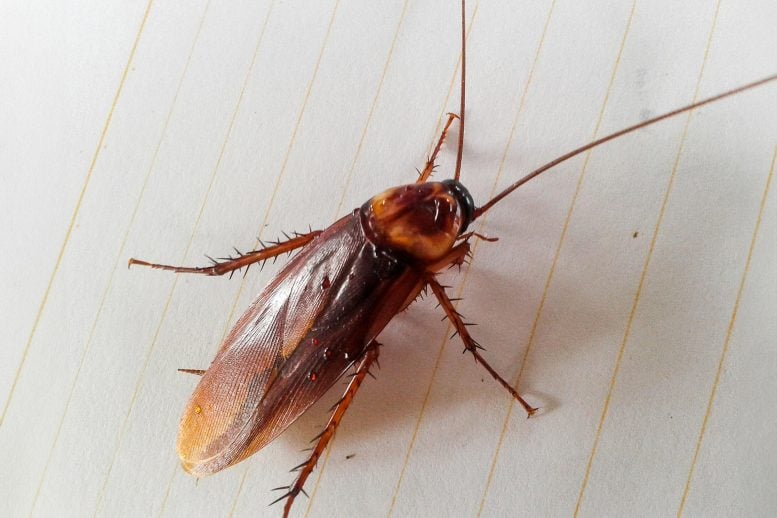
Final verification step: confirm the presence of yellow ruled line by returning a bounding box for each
[479,1,639,515]
[219,0,344,515]
[0,0,155,427]
[89,0,281,515]
[308,2,486,509]
[676,145,776,517]
[302,1,412,515]
[472,0,557,513]
[156,0,279,515]
[385,2,491,512]
[573,2,723,516]
[28,1,213,515]
[328,0,412,221]
[303,3,485,515]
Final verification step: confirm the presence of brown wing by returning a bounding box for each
[177,212,422,476]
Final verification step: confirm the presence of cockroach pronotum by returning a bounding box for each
[128,1,776,516]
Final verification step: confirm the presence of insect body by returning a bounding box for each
[131,172,537,515]
[176,180,477,476]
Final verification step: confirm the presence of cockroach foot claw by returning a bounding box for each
[525,406,540,419]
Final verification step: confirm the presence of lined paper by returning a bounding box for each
[2,1,775,517]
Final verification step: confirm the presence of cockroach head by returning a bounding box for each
[360,180,474,263]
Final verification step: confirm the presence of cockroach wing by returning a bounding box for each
[177,212,422,476]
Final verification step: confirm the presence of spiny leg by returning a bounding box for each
[128,230,321,278]
[272,344,380,517]
[417,112,459,183]
[423,273,537,417]
[427,241,471,273]
[425,232,497,274]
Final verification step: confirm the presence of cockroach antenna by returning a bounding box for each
[454,0,467,181]
[473,73,777,219]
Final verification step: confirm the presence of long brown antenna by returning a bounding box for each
[473,73,777,219]
[454,0,466,181]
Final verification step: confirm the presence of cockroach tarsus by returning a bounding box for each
[128,0,776,516]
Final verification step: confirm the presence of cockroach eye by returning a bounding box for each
[308,371,318,382]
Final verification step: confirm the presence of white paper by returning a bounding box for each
[2,1,776,517]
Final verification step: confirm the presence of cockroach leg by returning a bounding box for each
[271,344,380,517]
[427,241,471,272]
[417,112,459,183]
[457,231,498,243]
[128,230,321,277]
[424,274,538,417]
[426,233,497,274]
[177,368,206,376]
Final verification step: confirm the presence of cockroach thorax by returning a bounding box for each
[360,180,474,263]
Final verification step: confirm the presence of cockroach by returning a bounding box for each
[128,1,776,516]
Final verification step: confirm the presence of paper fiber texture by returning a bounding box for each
[1,1,775,517]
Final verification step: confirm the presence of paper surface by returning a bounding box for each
[2,1,776,517]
